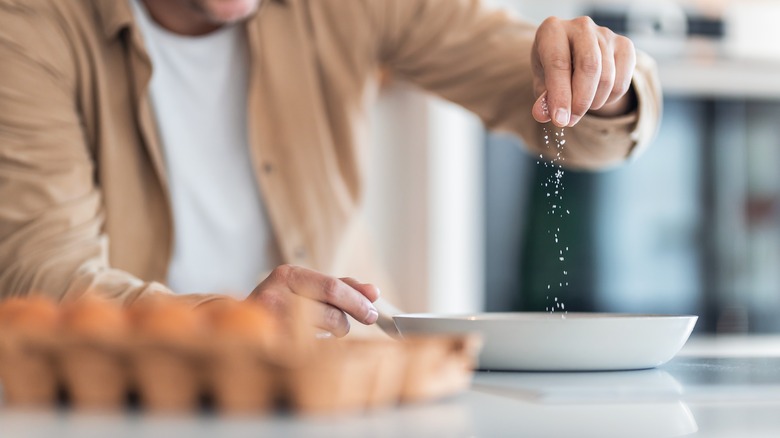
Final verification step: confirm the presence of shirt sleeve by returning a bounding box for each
[370,0,662,170]
[0,4,222,308]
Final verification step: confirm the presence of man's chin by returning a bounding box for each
[202,0,262,24]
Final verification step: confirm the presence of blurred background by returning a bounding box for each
[365,0,780,333]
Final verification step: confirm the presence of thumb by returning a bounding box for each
[532,90,552,123]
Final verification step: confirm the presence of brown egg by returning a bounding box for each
[207,301,278,344]
[62,298,128,338]
[132,298,206,342]
[0,297,61,408]
[58,298,130,410]
[0,297,60,334]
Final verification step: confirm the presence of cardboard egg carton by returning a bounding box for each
[0,297,480,414]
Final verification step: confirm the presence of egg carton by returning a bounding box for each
[0,297,480,414]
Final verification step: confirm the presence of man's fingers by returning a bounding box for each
[248,285,351,337]
[568,17,601,127]
[536,17,572,127]
[272,265,378,325]
[590,32,615,111]
[340,277,381,303]
[307,300,351,338]
[532,16,638,125]
[606,35,636,105]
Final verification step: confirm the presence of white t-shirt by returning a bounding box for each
[131,0,280,297]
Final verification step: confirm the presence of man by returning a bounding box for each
[0,0,660,337]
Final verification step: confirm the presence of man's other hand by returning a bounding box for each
[247,265,380,337]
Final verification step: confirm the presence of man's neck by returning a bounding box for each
[140,0,222,36]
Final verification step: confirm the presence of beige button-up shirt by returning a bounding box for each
[0,0,661,305]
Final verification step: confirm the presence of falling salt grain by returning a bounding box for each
[540,128,572,314]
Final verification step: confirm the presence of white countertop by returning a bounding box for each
[3,335,780,437]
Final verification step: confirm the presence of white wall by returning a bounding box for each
[366,85,484,314]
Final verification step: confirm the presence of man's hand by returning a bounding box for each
[247,265,380,337]
[531,17,637,127]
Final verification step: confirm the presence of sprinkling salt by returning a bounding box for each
[540,127,572,314]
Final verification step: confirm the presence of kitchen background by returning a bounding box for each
[364,0,780,333]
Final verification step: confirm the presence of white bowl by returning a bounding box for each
[393,312,697,371]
